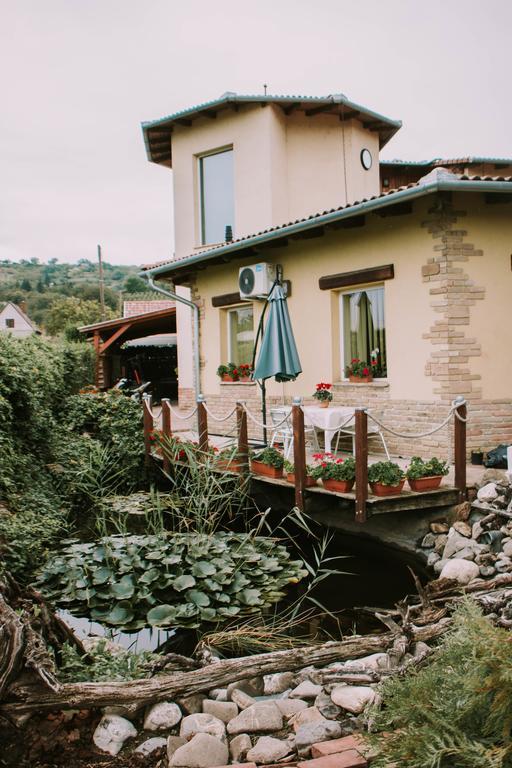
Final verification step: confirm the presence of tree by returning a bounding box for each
[124,275,148,293]
[20,279,32,291]
[44,297,115,338]
[36,280,45,293]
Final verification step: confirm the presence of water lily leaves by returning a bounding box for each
[186,589,210,607]
[200,607,217,621]
[92,567,112,585]
[139,568,160,584]
[239,588,262,606]
[147,604,177,626]
[110,575,135,600]
[106,604,134,625]
[173,574,196,592]
[191,561,216,578]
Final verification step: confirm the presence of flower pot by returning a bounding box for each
[322,478,355,493]
[286,472,317,487]
[221,374,237,382]
[408,475,443,492]
[238,375,252,382]
[369,480,405,496]
[251,460,283,479]
[349,375,373,384]
[318,400,330,408]
[471,451,484,466]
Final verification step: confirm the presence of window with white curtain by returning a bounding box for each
[339,285,387,377]
[227,305,254,366]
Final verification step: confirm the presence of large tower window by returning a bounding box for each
[199,148,234,245]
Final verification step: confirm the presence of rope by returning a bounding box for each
[203,404,238,422]
[244,407,290,431]
[166,404,198,421]
[453,408,468,423]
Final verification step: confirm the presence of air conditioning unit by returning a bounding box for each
[239,263,277,299]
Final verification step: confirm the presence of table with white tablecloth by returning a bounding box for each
[302,405,356,453]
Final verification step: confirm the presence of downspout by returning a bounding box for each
[143,275,200,401]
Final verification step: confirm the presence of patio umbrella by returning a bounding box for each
[253,283,302,382]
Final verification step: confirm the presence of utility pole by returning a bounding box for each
[97,244,106,320]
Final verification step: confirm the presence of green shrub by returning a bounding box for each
[367,460,405,486]
[59,639,156,683]
[406,456,449,480]
[371,601,512,768]
[251,447,285,469]
[310,455,356,482]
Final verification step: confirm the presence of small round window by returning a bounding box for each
[360,148,372,170]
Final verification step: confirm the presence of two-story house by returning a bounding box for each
[140,92,512,457]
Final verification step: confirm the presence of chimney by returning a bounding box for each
[18,300,27,314]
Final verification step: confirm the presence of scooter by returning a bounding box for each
[113,378,152,402]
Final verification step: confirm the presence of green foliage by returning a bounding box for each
[39,532,308,631]
[367,460,405,486]
[406,456,449,479]
[251,447,285,469]
[123,275,149,293]
[310,455,356,481]
[58,639,156,682]
[371,601,512,768]
[44,296,115,338]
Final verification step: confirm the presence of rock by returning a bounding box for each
[103,703,140,721]
[180,714,226,743]
[330,685,376,714]
[479,565,496,578]
[433,558,447,575]
[289,706,326,732]
[294,666,319,685]
[92,715,137,756]
[496,560,512,573]
[289,680,322,699]
[430,521,449,534]
[167,736,188,760]
[202,700,238,724]
[477,483,499,503]
[178,695,207,715]
[503,541,512,558]
[412,641,431,657]
[314,692,341,720]
[144,701,182,731]
[295,720,342,757]
[472,521,485,540]
[229,689,255,710]
[440,558,479,584]
[421,533,436,548]
[443,529,474,559]
[427,551,441,566]
[480,469,508,486]
[247,736,292,764]
[135,737,167,756]
[209,689,228,702]
[434,534,448,554]
[227,703,283,735]
[452,521,472,537]
[229,733,252,762]
[275,698,309,718]
[457,547,476,561]
[358,652,389,671]
[263,672,295,695]
[454,501,471,521]
[227,678,264,699]
[170,733,229,768]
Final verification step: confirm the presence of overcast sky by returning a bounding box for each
[1,0,511,267]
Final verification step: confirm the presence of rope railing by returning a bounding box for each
[167,404,198,421]
[202,404,238,422]
[243,406,290,431]
[364,397,467,440]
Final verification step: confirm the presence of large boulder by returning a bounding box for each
[227,702,283,735]
[229,733,252,762]
[330,685,376,714]
[170,733,229,768]
[202,700,238,724]
[92,715,137,756]
[275,698,309,718]
[314,692,341,720]
[440,558,479,584]
[289,680,322,699]
[289,706,326,732]
[263,672,295,695]
[135,737,167,756]
[295,720,342,756]
[144,701,182,731]
[180,713,226,743]
[477,483,498,503]
[247,736,293,764]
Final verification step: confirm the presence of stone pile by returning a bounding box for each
[91,663,387,766]
[421,470,512,584]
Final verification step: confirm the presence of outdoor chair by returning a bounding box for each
[269,406,319,459]
[333,411,390,460]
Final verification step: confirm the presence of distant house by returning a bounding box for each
[139,92,512,455]
[0,302,39,337]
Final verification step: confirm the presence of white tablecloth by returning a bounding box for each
[302,405,355,453]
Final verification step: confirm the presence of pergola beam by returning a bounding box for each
[99,323,131,354]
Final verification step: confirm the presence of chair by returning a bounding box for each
[333,411,390,460]
[269,406,319,460]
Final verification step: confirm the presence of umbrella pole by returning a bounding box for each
[261,379,268,445]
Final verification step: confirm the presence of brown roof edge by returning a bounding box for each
[78,306,176,334]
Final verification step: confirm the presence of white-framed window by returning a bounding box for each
[199,147,234,245]
[339,285,387,378]
[5,318,14,328]
[227,305,254,366]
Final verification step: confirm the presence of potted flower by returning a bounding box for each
[368,461,405,496]
[283,460,317,487]
[310,453,356,493]
[406,456,449,492]
[238,363,253,382]
[216,445,244,472]
[312,382,333,408]
[345,359,373,384]
[251,446,284,479]
[217,363,239,382]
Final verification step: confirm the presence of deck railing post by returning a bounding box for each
[142,393,153,465]
[454,396,467,502]
[236,401,249,475]
[355,407,368,523]
[161,398,172,475]
[292,397,306,512]
[197,394,209,453]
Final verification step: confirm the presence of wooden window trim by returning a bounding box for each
[212,292,244,308]
[319,264,394,291]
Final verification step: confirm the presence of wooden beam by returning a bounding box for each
[305,105,332,117]
[143,395,153,465]
[212,292,243,308]
[375,202,413,217]
[283,102,301,115]
[99,323,131,354]
[319,264,394,291]
[485,193,512,205]
[362,120,384,129]
[454,400,467,503]
[290,226,325,240]
[175,118,193,127]
[161,399,172,476]
[339,109,360,121]
[236,402,249,475]
[197,399,208,453]
[148,129,173,138]
[354,408,368,523]
[326,215,366,230]
[292,400,307,512]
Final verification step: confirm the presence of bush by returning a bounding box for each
[251,447,284,469]
[310,454,356,481]
[406,456,449,480]
[367,460,405,487]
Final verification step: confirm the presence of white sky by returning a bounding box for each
[1,0,511,266]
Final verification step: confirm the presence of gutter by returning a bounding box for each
[142,179,512,280]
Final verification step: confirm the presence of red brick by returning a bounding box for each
[311,736,366,758]
[297,752,367,768]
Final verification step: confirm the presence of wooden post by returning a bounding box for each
[142,394,153,465]
[236,402,249,474]
[197,396,209,453]
[161,398,172,475]
[292,398,306,512]
[454,397,467,502]
[354,408,368,524]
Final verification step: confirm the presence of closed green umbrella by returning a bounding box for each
[253,284,302,382]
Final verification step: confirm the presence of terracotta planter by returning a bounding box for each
[322,478,355,493]
[216,458,244,473]
[238,375,252,383]
[369,480,405,497]
[251,460,283,479]
[349,375,373,384]
[286,472,317,487]
[221,374,237,382]
[318,400,330,408]
[408,475,443,492]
